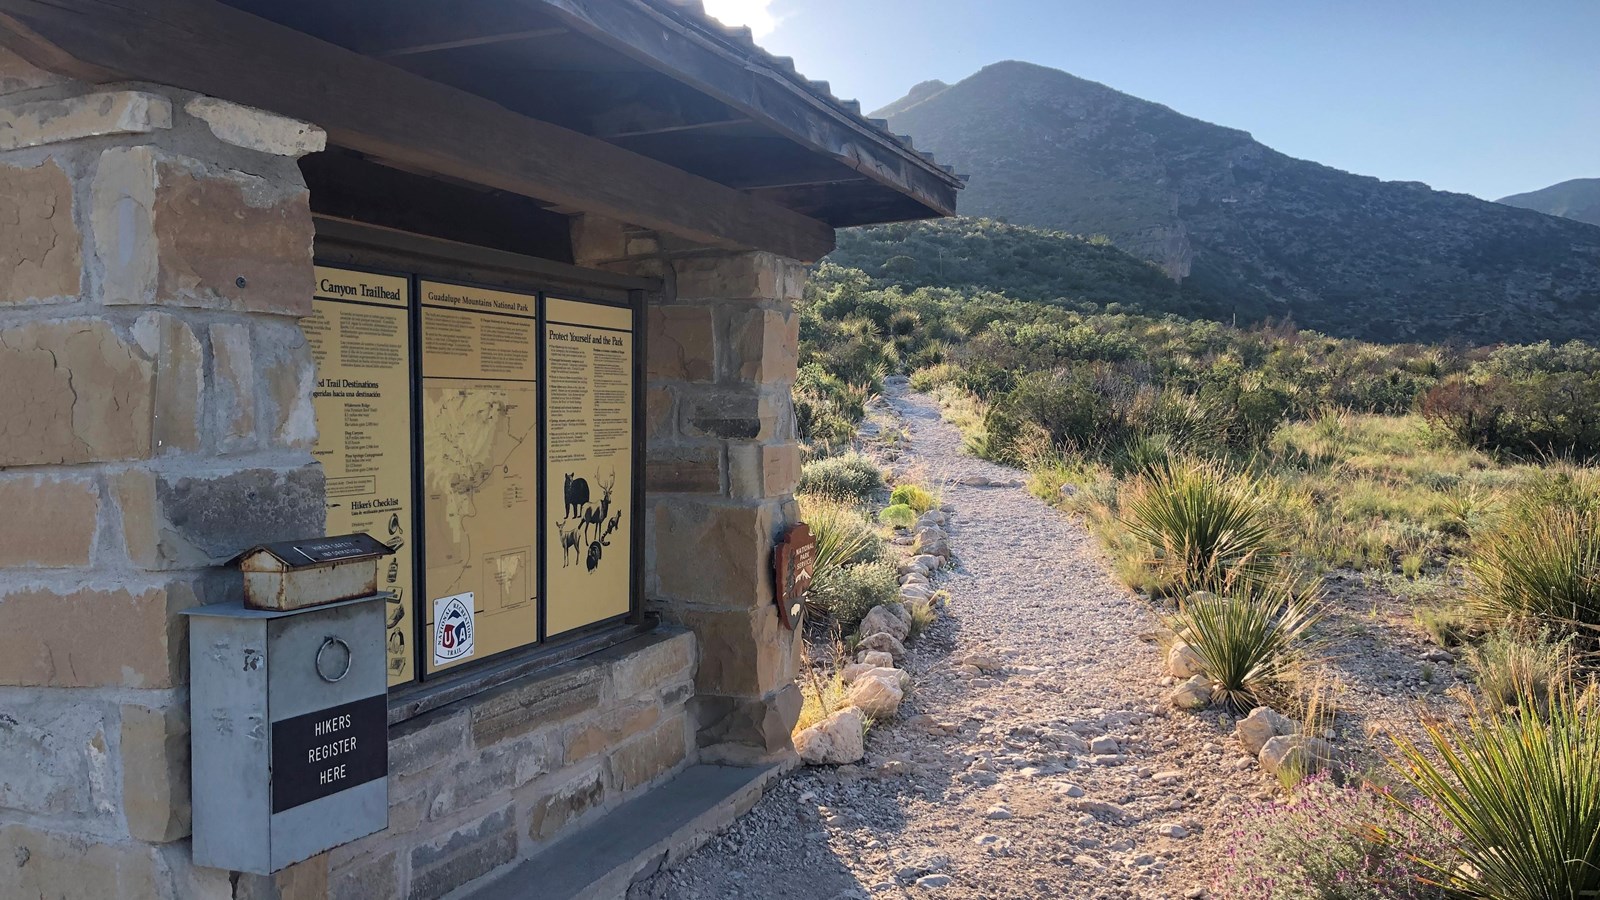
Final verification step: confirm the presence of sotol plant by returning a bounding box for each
[1392,684,1600,899]
[1122,458,1287,594]
[1171,582,1323,710]
[1468,505,1600,640]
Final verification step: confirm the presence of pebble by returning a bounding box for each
[1155,823,1190,839]
[984,804,1014,820]
[916,874,952,888]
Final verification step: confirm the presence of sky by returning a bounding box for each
[698,0,1599,201]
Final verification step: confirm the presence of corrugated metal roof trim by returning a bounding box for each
[640,0,968,187]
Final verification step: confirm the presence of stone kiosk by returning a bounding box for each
[0,2,961,897]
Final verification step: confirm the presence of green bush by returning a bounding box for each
[1171,583,1322,710]
[1468,505,1600,640]
[1121,459,1286,595]
[798,453,884,502]
[808,560,899,632]
[889,483,937,514]
[1393,684,1600,899]
[877,504,918,529]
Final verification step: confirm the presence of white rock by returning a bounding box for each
[1165,641,1206,679]
[184,97,326,157]
[1154,823,1189,839]
[900,572,930,586]
[857,631,907,661]
[1169,674,1212,710]
[854,650,894,668]
[1236,706,1297,757]
[915,874,951,888]
[984,804,1013,820]
[1089,735,1119,755]
[1258,734,1336,778]
[961,652,1005,674]
[860,604,911,643]
[794,707,866,765]
[917,510,947,527]
[840,662,875,684]
[900,584,935,602]
[912,554,943,571]
[847,668,905,718]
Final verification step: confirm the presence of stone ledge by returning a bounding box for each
[463,763,779,900]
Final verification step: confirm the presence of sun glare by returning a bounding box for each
[699,0,779,38]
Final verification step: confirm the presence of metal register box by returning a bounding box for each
[184,594,389,874]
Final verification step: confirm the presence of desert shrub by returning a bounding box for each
[800,495,882,581]
[1422,371,1600,459]
[1464,630,1572,713]
[909,362,961,392]
[1213,773,1456,899]
[1171,583,1322,710]
[877,503,918,529]
[889,482,937,514]
[808,560,899,632]
[1468,504,1600,640]
[794,363,869,450]
[1414,604,1474,649]
[1393,684,1600,899]
[798,453,884,502]
[1121,459,1286,595]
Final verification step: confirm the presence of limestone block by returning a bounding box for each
[728,441,800,500]
[0,580,197,688]
[329,851,400,900]
[0,824,166,899]
[1166,641,1206,679]
[609,629,695,699]
[0,90,171,151]
[131,311,204,454]
[647,305,715,382]
[113,465,324,568]
[679,387,785,441]
[1169,674,1213,710]
[91,146,313,315]
[645,387,676,440]
[526,766,607,842]
[0,158,81,305]
[846,668,905,719]
[256,320,317,449]
[856,631,906,662]
[562,702,661,763]
[646,445,722,494]
[670,605,795,697]
[120,702,191,842]
[653,500,774,607]
[408,808,516,900]
[0,45,68,95]
[1236,706,1297,757]
[692,683,801,756]
[0,695,112,819]
[0,472,98,567]
[184,97,327,157]
[674,252,784,301]
[725,306,800,384]
[0,318,153,465]
[607,713,688,792]
[468,666,604,749]
[859,605,911,643]
[209,321,256,450]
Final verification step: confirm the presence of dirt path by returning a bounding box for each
[631,384,1456,900]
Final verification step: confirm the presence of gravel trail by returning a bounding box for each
[631,384,1458,900]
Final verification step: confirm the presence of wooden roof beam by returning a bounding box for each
[0,0,836,261]
[372,26,567,58]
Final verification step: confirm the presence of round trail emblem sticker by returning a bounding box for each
[433,593,476,665]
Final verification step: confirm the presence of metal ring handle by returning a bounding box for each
[315,637,353,683]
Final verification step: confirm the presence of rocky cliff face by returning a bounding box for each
[877,61,1600,344]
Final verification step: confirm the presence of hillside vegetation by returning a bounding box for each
[1499,177,1600,228]
[876,61,1600,345]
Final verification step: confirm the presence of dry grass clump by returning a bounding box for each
[1468,504,1600,642]
[1464,629,1573,713]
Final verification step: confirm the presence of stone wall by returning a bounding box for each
[324,631,695,900]
[574,219,808,765]
[0,54,327,899]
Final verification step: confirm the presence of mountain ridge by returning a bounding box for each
[874,61,1600,344]
[1498,178,1600,228]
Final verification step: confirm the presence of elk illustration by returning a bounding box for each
[581,469,616,543]
[556,518,582,568]
[563,473,590,520]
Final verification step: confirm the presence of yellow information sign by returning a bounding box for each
[544,297,635,636]
[419,281,541,672]
[306,266,416,685]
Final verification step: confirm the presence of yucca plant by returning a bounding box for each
[1122,458,1287,595]
[1468,505,1600,642]
[1392,684,1600,899]
[1170,581,1323,710]
[799,494,881,581]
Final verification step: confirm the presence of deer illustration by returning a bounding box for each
[556,518,582,568]
[563,473,590,520]
[581,469,616,543]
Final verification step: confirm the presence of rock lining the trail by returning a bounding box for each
[632,383,1469,900]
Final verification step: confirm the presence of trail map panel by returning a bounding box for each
[545,298,635,635]
[420,281,540,672]
[306,266,416,685]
